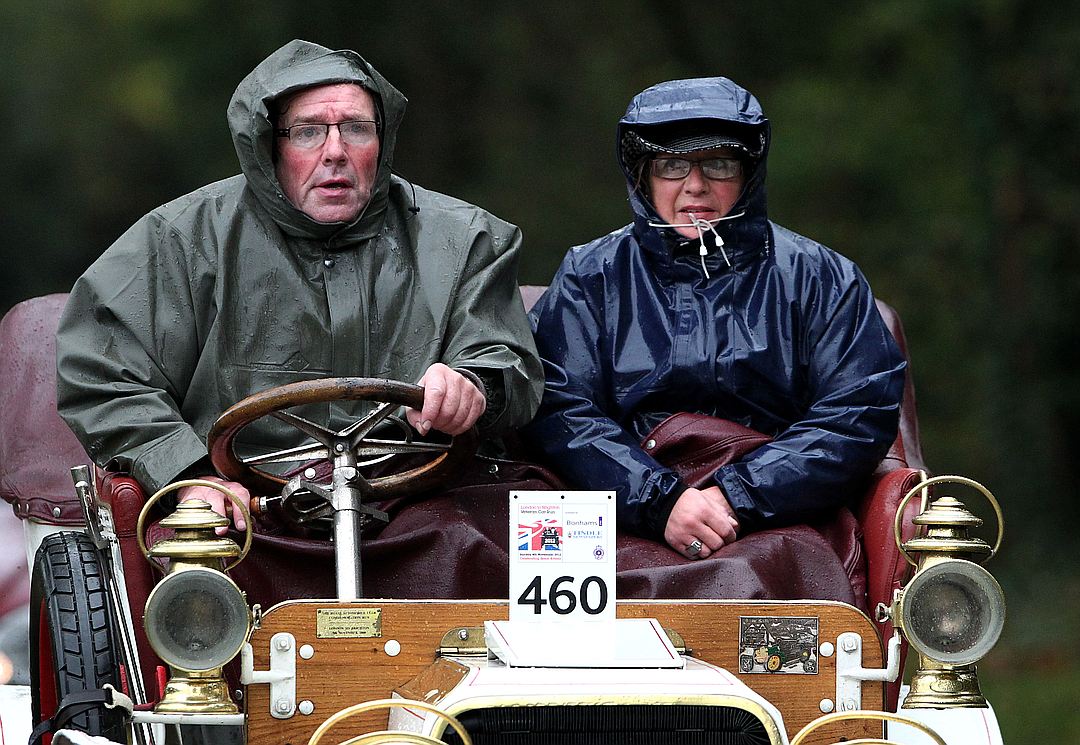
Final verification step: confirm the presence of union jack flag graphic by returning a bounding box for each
[518,518,563,551]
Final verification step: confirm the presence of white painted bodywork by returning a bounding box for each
[388,655,790,743]
[0,685,32,745]
[889,686,1004,744]
[3,661,1008,745]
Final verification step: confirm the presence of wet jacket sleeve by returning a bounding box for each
[715,270,906,531]
[524,254,687,539]
[442,217,543,435]
[56,214,211,494]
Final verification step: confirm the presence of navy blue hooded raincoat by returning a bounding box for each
[525,78,907,540]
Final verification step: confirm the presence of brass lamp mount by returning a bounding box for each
[893,475,1002,569]
[884,475,1006,709]
[137,479,254,714]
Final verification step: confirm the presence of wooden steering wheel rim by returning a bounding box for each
[206,377,477,498]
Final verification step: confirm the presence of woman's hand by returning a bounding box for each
[663,485,740,559]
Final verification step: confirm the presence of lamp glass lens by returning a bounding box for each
[145,569,249,671]
[903,560,1004,665]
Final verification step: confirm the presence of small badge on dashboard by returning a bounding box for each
[738,616,819,674]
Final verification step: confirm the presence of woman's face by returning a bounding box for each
[647,148,746,239]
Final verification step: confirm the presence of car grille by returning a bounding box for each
[442,704,773,744]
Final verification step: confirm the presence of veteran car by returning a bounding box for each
[0,293,1006,745]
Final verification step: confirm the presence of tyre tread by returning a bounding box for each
[30,532,123,739]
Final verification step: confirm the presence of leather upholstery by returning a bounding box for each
[0,295,89,524]
[639,413,866,602]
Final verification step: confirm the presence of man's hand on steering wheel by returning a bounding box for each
[177,475,251,536]
[405,363,486,436]
[664,485,740,559]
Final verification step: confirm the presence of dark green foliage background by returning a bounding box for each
[3,3,1078,737]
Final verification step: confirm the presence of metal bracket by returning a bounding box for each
[70,466,154,745]
[835,632,902,711]
[72,465,109,549]
[240,632,297,718]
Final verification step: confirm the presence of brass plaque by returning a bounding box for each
[316,608,382,638]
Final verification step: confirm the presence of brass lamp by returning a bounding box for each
[137,479,254,713]
[884,475,1006,708]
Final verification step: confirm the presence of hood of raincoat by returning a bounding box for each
[618,77,772,270]
[228,39,407,244]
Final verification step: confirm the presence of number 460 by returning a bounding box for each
[516,575,608,615]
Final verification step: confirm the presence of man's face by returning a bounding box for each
[274,83,380,224]
[647,147,746,239]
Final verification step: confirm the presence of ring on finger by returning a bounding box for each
[686,539,703,558]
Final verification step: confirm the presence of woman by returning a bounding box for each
[525,78,905,600]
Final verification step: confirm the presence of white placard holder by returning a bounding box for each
[485,617,684,668]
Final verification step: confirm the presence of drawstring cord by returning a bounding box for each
[691,214,725,279]
[648,211,745,279]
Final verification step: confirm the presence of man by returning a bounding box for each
[525,78,906,587]
[57,40,542,532]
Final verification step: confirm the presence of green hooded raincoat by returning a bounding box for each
[56,40,542,494]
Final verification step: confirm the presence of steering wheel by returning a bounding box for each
[206,377,478,509]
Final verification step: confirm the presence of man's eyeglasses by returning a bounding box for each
[651,157,742,181]
[275,120,379,149]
